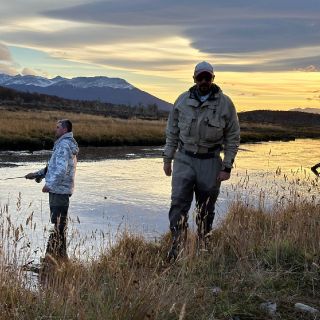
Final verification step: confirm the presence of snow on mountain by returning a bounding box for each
[0,74,134,89]
[0,74,54,87]
[0,74,13,84]
[0,73,172,110]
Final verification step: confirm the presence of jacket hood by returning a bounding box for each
[55,132,79,155]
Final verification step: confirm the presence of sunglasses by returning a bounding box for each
[196,74,213,82]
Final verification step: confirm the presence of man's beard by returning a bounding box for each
[198,84,211,95]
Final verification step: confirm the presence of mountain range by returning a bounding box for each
[0,74,172,111]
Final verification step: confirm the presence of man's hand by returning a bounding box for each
[163,162,172,176]
[217,171,231,182]
[25,173,36,180]
[42,185,50,193]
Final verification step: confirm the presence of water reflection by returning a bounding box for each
[0,139,319,263]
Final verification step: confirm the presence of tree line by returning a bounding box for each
[0,86,168,120]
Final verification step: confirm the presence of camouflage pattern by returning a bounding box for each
[37,132,79,194]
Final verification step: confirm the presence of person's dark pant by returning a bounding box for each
[46,193,70,258]
[169,151,222,237]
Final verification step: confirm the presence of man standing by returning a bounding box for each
[163,61,240,260]
[26,119,79,260]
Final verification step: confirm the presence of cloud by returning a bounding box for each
[0,43,12,62]
[40,0,320,72]
[21,67,50,77]
[0,1,85,24]
[43,0,209,26]
[294,65,320,72]
[0,63,18,75]
[185,19,320,54]
[43,0,320,27]
[42,0,320,55]
[1,31,205,78]
[21,67,38,75]
[1,0,320,75]
[0,25,174,48]
[0,43,19,75]
[307,97,320,101]
[0,43,50,76]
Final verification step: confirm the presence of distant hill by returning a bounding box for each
[238,110,320,127]
[2,85,320,128]
[0,86,168,119]
[0,74,172,111]
[290,107,320,114]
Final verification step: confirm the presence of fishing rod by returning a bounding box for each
[1,165,48,182]
[0,176,27,181]
[1,175,44,182]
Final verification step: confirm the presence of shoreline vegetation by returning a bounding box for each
[1,108,320,151]
[1,195,319,319]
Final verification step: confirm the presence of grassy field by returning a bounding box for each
[0,109,166,150]
[1,108,320,150]
[0,177,319,319]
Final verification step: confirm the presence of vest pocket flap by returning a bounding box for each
[208,118,225,128]
[204,118,225,142]
[179,115,195,135]
[179,115,193,127]
[207,104,218,111]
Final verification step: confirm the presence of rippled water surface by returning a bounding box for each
[0,139,319,261]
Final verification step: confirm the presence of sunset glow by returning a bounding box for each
[1,0,320,110]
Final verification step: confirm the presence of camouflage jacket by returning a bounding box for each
[37,132,79,194]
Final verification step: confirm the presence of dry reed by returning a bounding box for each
[0,168,319,319]
[0,109,166,149]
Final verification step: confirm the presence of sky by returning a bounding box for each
[0,0,320,111]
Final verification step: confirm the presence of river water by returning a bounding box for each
[0,139,319,262]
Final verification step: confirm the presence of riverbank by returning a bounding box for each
[1,109,320,151]
[0,109,166,150]
[0,198,319,319]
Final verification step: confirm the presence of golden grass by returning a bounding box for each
[0,109,166,148]
[1,108,320,150]
[0,178,319,319]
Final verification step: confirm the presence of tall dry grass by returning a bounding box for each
[2,108,320,150]
[0,109,166,149]
[0,173,319,319]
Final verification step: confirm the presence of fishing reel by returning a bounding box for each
[25,173,44,183]
[35,176,44,183]
[26,166,47,183]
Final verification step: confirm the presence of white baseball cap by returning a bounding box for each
[194,61,214,77]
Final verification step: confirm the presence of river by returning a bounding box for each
[0,139,319,262]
